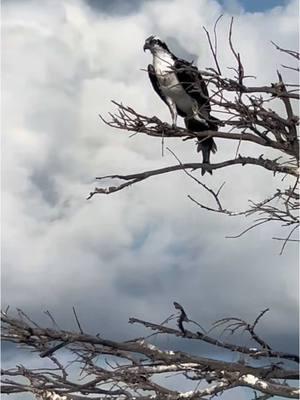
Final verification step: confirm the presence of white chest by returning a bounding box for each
[153,52,195,114]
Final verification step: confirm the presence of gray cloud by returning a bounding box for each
[2,0,299,398]
[85,0,152,15]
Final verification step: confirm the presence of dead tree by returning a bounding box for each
[2,20,298,400]
[88,19,299,252]
[1,305,299,399]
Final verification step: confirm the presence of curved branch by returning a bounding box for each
[87,156,298,199]
[2,311,298,381]
[2,307,299,399]
[101,103,298,156]
[239,375,299,399]
[129,317,299,364]
[101,101,299,159]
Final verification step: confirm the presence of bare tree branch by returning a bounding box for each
[1,307,299,399]
[88,19,299,249]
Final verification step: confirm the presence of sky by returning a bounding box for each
[220,0,290,12]
[1,0,299,399]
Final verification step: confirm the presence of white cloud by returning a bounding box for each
[2,1,298,393]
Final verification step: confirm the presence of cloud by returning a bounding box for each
[2,0,299,396]
[85,0,152,15]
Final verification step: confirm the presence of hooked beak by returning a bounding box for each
[143,42,150,52]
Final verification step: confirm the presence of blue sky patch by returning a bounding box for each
[219,0,289,12]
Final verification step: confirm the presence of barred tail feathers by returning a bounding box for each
[197,137,216,175]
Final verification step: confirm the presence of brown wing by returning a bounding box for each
[147,64,168,105]
[174,58,211,114]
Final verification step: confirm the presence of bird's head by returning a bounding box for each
[143,35,170,54]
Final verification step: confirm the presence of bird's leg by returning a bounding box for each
[166,98,177,128]
[172,108,178,128]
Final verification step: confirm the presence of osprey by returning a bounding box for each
[143,35,218,175]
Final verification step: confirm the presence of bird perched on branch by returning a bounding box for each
[143,35,218,175]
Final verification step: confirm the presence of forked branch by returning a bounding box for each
[1,306,299,399]
[90,20,299,248]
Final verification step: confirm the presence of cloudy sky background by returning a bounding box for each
[2,0,299,399]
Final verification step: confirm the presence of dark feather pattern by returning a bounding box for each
[145,38,220,175]
[174,58,211,117]
[185,117,217,176]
